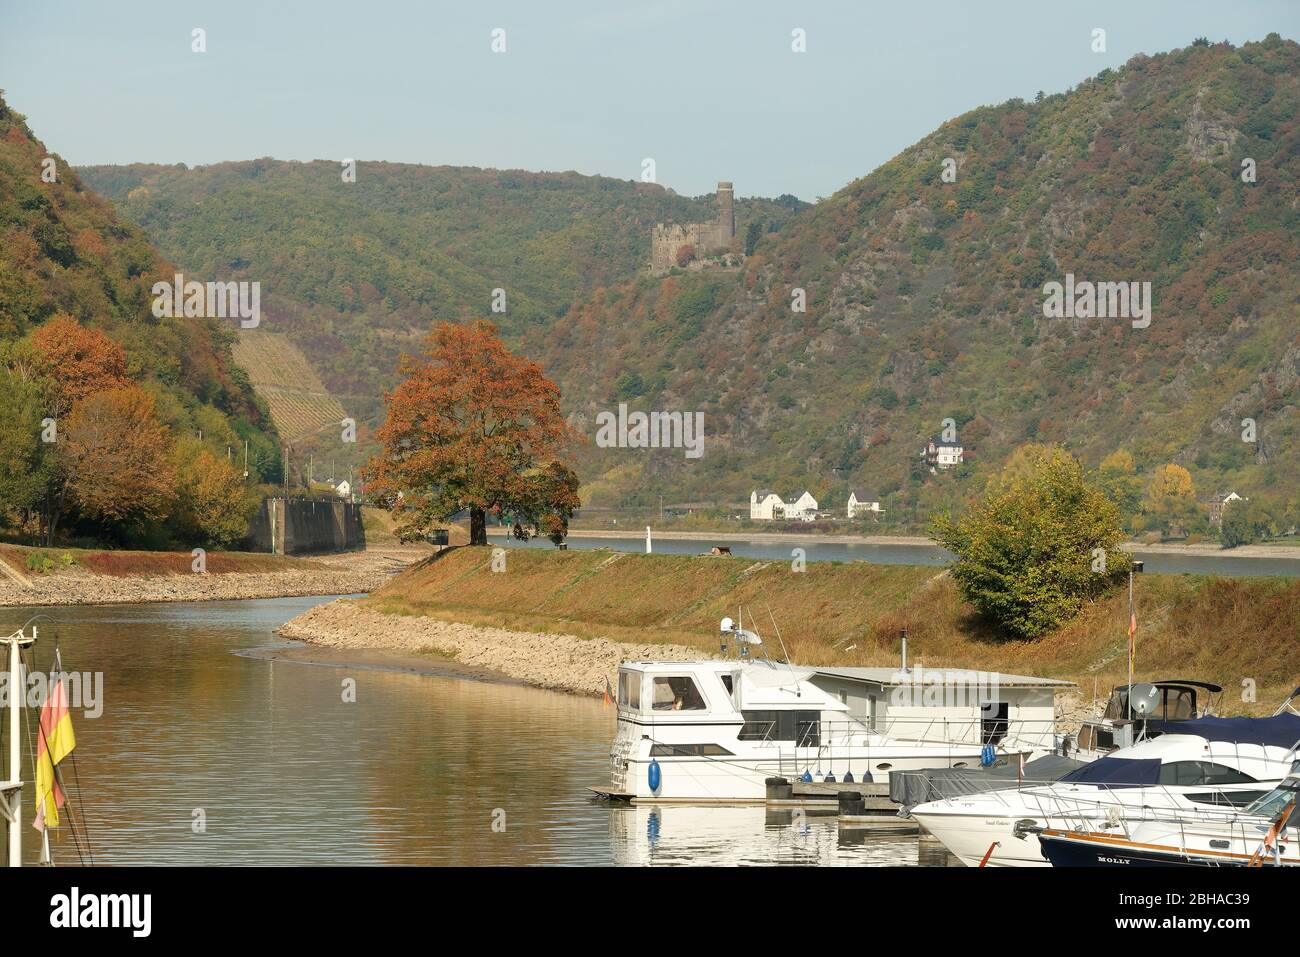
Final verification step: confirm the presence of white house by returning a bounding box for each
[847,489,884,519]
[921,437,964,471]
[784,490,818,522]
[749,489,784,520]
[334,480,352,499]
[749,489,818,522]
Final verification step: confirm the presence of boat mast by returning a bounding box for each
[2,626,37,868]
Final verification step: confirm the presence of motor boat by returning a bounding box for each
[1071,679,1222,759]
[910,710,1300,866]
[591,618,1036,803]
[1038,758,1300,867]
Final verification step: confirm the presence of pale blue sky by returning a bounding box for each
[2,1,1296,199]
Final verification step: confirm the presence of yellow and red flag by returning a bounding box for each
[33,656,76,832]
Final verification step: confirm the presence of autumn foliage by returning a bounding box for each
[29,315,131,415]
[365,320,580,545]
[61,386,175,525]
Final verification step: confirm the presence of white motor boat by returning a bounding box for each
[911,714,1300,866]
[594,619,1034,803]
[1071,679,1222,759]
[1038,759,1300,867]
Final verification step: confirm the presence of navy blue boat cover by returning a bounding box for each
[1146,713,1300,750]
[1060,757,1162,787]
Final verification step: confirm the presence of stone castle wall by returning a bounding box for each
[650,181,735,274]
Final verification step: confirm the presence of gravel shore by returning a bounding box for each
[0,567,387,607]
[276,599,705,696]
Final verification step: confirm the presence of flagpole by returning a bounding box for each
[1127,568,1135,721]
[4,627,37,868]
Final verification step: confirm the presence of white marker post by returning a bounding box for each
[645,526,652,554]
[2,626,37,867]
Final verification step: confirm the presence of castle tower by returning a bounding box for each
[716,181,735,240]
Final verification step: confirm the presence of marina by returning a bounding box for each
[0,597,962,867]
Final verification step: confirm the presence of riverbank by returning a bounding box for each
[277,599,703,696]
[490,527,1300,561]
[277,547,1300,712]
[0,544,427,606]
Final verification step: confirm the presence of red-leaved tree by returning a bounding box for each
[364,320,580,546]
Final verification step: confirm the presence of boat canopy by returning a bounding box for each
[1146,714,1300,751]
[1060,757,1163,788]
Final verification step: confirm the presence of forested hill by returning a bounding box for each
[78,159,804,423]
[0,93,279,481]
[533,37,1299,523]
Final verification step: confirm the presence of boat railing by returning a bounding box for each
[1009,781,1277,834]
[741,717,1060,781]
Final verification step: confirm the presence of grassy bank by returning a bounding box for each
[0,544,330,577]
[366,547,1300,713]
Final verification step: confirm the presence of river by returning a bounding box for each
[493,532,1300,577]
[6,597,950,867]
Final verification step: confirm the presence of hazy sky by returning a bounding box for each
[2,1,1296,199]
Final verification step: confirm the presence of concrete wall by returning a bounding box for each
[250,497,365,555]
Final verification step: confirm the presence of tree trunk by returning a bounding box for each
[469,506,487,546]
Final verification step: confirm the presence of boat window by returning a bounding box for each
[618,672,641,710]
[649,743,735,757]
[1163,688,1195,720]
[738,710,820,745]
[652,676,707,711]
[1156,761,1257,786]
[1245,784,1299,819]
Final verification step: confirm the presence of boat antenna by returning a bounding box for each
[755,585,791,664]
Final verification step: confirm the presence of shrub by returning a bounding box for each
[25,550,55,574]
[932,445,1130,640]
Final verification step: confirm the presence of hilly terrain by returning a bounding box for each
[0,93,281,495]
[533,37,1299,526]
[78,159,805,436]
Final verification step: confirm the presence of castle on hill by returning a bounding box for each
[649,181,736,274]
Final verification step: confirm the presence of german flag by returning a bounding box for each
[33,651,76,832]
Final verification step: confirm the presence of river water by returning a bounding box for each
[6,597,949,867]
[494,532,1300,577]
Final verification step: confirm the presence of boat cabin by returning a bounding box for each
[808,666,1072,753]
[1076,680,1223,754]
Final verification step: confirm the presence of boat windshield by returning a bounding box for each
[1243,762,1300,819]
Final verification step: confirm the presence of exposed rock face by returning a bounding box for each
[1184,90,1240,162]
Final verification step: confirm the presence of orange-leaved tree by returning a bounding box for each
[364,320,580,546]
[55,386,175,539]
[29,314,131,416]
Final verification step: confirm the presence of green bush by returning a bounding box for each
[932,445,1130,640]
[25,550,55,574]
[1220,499,1269,548]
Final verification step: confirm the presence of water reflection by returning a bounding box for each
[6,598,955,866]
[609,804,952,867]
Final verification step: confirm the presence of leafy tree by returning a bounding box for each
[54,386,175,540]
[0,368,54,527]
[28,314,131,416]
[933,445,1130,640]
[172,439,258,546]
[1097,449,1144,530]
[365,320,579,546]
[1145,463,1197,534]
[1220,498,1269,548]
